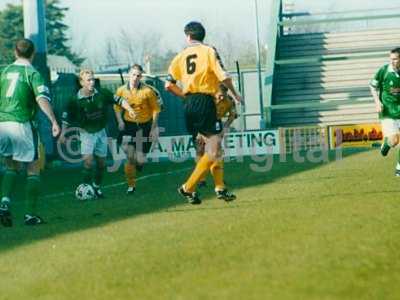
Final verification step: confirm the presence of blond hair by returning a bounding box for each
[79,69,94,81]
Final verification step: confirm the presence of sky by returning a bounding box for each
[0,0,399,66]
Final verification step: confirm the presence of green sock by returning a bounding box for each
[94,166,105,186]
[384,137,391,147]
[82,168,92,184]
[26,175,40,215]
[397,149,400,167]
[1,169,17,200]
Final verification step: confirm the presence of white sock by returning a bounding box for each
[396,163,400,170]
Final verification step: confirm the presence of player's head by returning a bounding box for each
[184,21,206,42]
[15,39,35,60]
[79,69,95,93]
[390,48,400,70]
[129,64,144,87]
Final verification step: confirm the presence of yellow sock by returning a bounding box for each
[198,172,207,182]
[124,162,136,188]
[195,154,207,182]
[184,154,213,192]
[198,162,207,183]
[210,160,224,191]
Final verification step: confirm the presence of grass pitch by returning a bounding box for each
[1,148,399,300]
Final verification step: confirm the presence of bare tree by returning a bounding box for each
[119,29,137,63]
[117,29,162,66]
[104,37,120,67]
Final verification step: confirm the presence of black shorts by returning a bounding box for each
[117,121,153,154]
[184,93,222,142]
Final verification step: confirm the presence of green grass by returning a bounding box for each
[1,149,400,300]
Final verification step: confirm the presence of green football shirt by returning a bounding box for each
[0,60,51,122]
[63,88,122,133]
[370,64,400,119]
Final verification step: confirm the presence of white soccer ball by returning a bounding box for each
[75,183,96,201]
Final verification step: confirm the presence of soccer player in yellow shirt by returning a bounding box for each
[165,21,242,204]
[114,64,161,194]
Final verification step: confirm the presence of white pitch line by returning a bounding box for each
[43,167,192,200]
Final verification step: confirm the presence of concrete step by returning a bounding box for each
[275,96,372,105]
[279,45,396,58]
[279,27,400,41]
[277,59,386,74]
[280,31,400,47]
[277,73,374,84]
[276,85,369,97]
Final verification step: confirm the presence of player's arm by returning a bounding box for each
[222,78,242,104]
[209,47,243,104]
[114,104,125,131]
[31,72,60,137]
[36,97,60,137]
[112,88,129,130]
[370,86,382,113]
[165,55,186,98]
[165,79,185,98]
[113,88,136,121]
[119,98,136,118]
[369,68,383,113]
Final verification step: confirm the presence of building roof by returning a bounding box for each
[47,54,77,73]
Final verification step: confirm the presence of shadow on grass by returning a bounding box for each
[0,148,373,253]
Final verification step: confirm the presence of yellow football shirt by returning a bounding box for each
[114,83,160,123]
[168,42,230,96]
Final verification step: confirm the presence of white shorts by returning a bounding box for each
[0,121,38,162]
[80,128,108,157]
[381,118,400,137]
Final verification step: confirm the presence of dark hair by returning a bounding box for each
[391,47,400,56]
[130,64,144,73]
[184,21,206,42]
[15,39,35,59]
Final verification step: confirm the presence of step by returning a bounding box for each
[272,115,378,127]
[277,59,386,74]
[276,86,370,98]
[273,95,372,105]
[276,79,372,92]
[272,109,378,126]
[276,51,388,65]
[272,104,375,117]
[279,32,400,47]
[279,27,400,41]
[278,45,397,58]
[279,38,400,53]
[277,73,375,84]
[275,92,371,103]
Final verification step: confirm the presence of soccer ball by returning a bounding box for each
[75,183,96,201]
